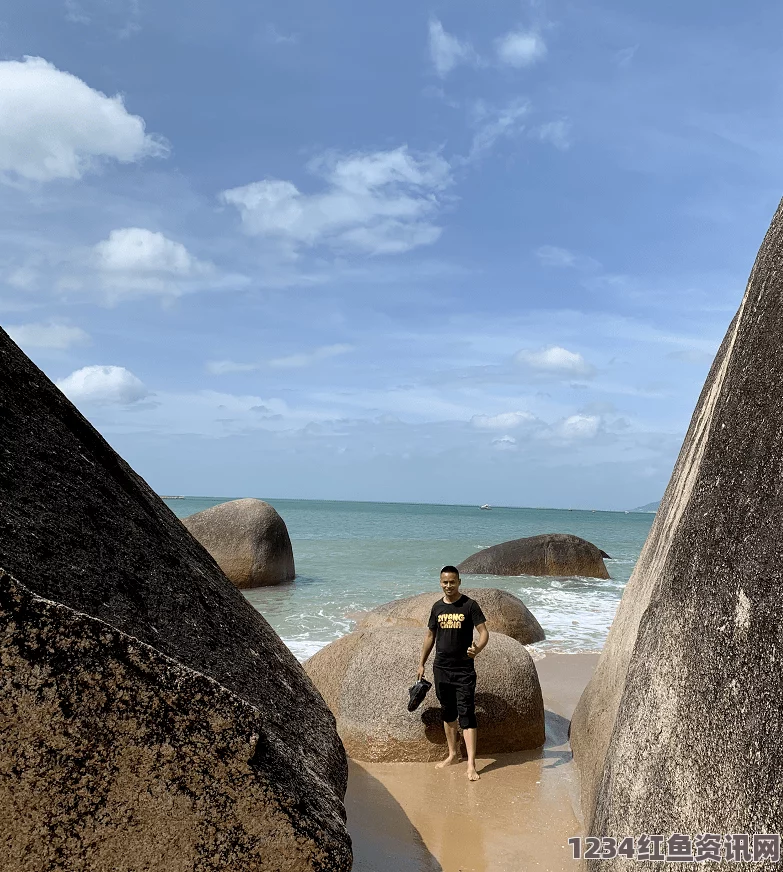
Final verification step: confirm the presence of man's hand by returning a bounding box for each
[468,623,489,660]
[418,629,435,682]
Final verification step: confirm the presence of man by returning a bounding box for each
[417,565,489,781]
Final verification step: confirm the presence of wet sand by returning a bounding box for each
[347,651,599,872]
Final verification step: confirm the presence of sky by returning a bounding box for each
[2,0,782,510]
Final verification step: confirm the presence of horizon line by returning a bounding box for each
[158,494,658,514]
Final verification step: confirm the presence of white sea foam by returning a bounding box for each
[524,644,547,661]
[283,637,330,662]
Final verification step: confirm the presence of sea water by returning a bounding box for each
[164,497,654,661]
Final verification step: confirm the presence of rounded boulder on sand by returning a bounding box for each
[182,497,295,588]
[356,587,545,645]
[305,627,545,762]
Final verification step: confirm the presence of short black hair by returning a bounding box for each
[440,565,460,576]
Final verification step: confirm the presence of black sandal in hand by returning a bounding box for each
[407,678,432,712]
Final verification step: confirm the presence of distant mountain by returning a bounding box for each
[631,500,660,513]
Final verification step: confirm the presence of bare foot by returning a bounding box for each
[435,754,459,769]
[467,766,480,781]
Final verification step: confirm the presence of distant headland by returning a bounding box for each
[630,500,660,513]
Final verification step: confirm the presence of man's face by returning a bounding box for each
[440,571,460,598]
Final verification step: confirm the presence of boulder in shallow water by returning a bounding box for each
[571,200,783,854]
[458,533,610,579]
[305,627,545,762]
[356,588,545,645]
[0,327,350,871]
[183,497,295,588]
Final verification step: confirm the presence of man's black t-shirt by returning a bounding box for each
[428,594,487,671]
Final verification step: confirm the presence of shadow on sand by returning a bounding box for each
[347,761,443,872]
[472,709,572,777]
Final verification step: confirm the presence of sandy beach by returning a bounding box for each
[347,651,599,872]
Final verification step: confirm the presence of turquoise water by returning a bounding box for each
[164,497,654,660]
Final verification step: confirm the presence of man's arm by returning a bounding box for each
[467,622,489,658]
[417,629,436,680]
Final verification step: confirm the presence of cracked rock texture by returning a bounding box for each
[305,627,545,762]
[355,588,545,645]
[0,327,351,872]
[182,498,295,589]
[457,533,610,579]
[570,201,783,867]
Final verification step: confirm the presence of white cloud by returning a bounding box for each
[94,228,208,275]
[471,411,538,430]
[56,365,149,405]
[64,0,141,38]
[6,321,90,350]
[558,414,600,439]
[266,24,298,45]
[534,245,598,270]
[535,245,578,267]
[492,434,517,450]
[206,360,260,375]
[221,147,452,257]
[312,385,476,423]
[64,0,91,24]
[667,349,714,365]
[467,100,529,161]
[86,227,215,301]
[615,46,638,68]
[537,120,571,151]
[7,266,38,289]
[269,344,354,369]
[84,388,343,437]
[515,346,596,377]
[428,19,477,78]
[495,31,547,68]
[0,56,165,183]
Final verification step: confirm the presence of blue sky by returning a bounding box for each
[2,0,781,509]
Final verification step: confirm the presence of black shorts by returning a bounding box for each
[433,664,477,730]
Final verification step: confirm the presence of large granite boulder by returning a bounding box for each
[570,201,783,856]
[183,498,295,589]
[0,571,339,872]
[458,533,610,579]
[355,588,545,645]
[0,328,350,871]
[305,627,545,762]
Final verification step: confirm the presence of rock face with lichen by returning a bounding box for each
[183,498,295,589]
[570,201,783,862]
[356,588,545,645]
[305,627,545,762]
[458,533,610,579]
[0,327,351,872]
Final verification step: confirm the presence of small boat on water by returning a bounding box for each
[479,504,491,510]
